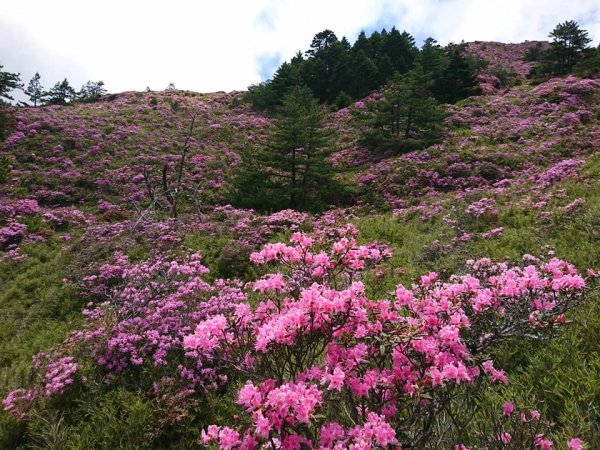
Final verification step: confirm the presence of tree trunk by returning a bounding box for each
[405,106,413,139]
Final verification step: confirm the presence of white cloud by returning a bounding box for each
[1,0,599,96]
[379,0,600,45]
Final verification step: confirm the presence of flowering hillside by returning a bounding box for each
[1,42,600,449]
[2,90,271,208]
[467,41,548,78]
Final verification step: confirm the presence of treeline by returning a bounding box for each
[527,20,600,80]
[0,67,106,107]
[26,76,106,107]
[244,28,482,111]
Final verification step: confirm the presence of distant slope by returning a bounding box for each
[1,90,272,210]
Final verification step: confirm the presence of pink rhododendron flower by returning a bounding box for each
[502,401,515,415]
[568,438,584,450]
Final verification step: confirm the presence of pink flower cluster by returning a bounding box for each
[0,221,27,249]
[75,251,232,372]
[3,354,79,418]
[480,226,504,239]
[41,356,78,396]
[465,197,498,218]
[536,159,583,187]
[0,199,40,219]
[2,389,35,419]
[182,226,590,448]
[469,400,586,449]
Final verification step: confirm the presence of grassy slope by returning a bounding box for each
[1,47,600,447]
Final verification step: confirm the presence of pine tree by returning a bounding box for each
[531,21,593,78]
[77,80,106,103]
[416,38,448,80]
[359,67,445,152]
[383,28,418,75]
[328,37,352,103]
[303,30,348,102]
[228,145,278,210]
[347,49,379,98]
[0,65,22,141]
[573,44,600,78]
[549,20,592,73]
[231,86,345,212]
[25,72,44,107]
[246,53,306,111]
[0,65,23,103]
[434,43,480,104]
[43,79,77,105]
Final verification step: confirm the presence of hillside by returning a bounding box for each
[1,42,600,448]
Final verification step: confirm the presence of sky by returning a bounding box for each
[1,0,599,98]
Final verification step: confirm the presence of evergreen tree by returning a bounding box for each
[43,79,77,105]
[523,42,544,62]
[244,81,277,111]
[245,53,306,111]
[305,30,337,56]
[303,30,350,102]
[353,31,371,55]
[25,72,44,107]
[0,65,23,103]
[0,65,22,141]
[382,28,418,76]
[332,91,352,110]
[573,44,600,77]
[245,27,421,110]
[77,80,106,103]
[272,52,306,97]
[548,20,592,74]
[347,48,379,98]
[232,86,345,211]
[228,145,279,210]
[416,38,448,80]
[359,67,445,152]
[243,27,486,112]
[328,37,352,102]
[531,21,592,78]
[434,43,480,104]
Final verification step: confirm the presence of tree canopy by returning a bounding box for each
[0,65,23,103]
[231,86,347,212]
[43,79,77,105]
[357,67,446,153]
[530,20,593,78]
[77,80,107,103]
[0,65,23,141]
[244,28,480,112]
[25,72,43,107]
[549,20,592,73]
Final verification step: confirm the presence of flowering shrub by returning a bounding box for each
[74,250,247,376]
[465,197,498,218]
[35,354,78,397]
[2,354,78,419]
[480,226,504,239]
[181,226,591,449]
[536,159,583,187]
[473,401,558,449]
[0,199,40,220]
[0,221,27,249]
[2,389,35,420]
